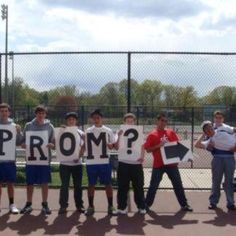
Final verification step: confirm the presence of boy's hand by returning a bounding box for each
[15,124,21,133]
[207,140,214,151]
[21,143,26,149]
[47,143,55,149]
[118,130,123,136]
[230,145,236,153]
[137,157,144,163]
[107,143,114,149]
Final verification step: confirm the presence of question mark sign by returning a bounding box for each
[123,129,139,154]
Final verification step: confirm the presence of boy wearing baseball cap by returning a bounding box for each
[58,112,85,214]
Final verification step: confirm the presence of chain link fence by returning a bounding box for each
[1,51,236,189]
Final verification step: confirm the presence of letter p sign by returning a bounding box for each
[0,129,13,155]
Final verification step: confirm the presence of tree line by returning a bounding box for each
[6,77,236,108]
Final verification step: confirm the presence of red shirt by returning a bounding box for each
[144,128,179,168]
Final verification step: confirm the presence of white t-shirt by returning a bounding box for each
[214,123,234,134]
[60,129,84,166]
[85,125,115,165]
[202,129,236,151]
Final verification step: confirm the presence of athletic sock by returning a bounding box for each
[107,197,113,207]
[9,197,14,205]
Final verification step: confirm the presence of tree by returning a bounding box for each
[48,85,79,105]
[99,82,125,106]
[136,80,163,106]
[118,79,139,105]
[204,86,236,106]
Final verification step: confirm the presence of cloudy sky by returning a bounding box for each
[0,0,236,95]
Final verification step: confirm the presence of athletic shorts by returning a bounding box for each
[26,165,51,185]
[0,162,16,183]
[86,164,112,185]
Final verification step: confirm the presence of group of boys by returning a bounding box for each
[1,102,234,217]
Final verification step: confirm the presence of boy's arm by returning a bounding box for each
[15,124,23,146]
[194,134,207,149]
[113,130,123,150]
[137,144,145,163]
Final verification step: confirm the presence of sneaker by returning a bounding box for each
[208,204,217,210]
[77,206,85,213]
[9,204,19,214]
[20,204,33,214]
[138,208,147,214]
[227,205,236,211]
[117,208,128,215]
[42,204,52,215]
[85,206,95,216]
[181,205,193,212]
[108,206,118,216]
[58,207,67,214]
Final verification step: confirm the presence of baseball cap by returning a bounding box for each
[90,109,103,117]
[65,112,78,120]
[201,120,212,130]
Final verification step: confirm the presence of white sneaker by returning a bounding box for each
[138,208,147,214]
[9,204,19,214]
[117,208,128,215]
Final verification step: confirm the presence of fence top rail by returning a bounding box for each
[1,51,236,56]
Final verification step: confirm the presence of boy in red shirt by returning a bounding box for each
[144,113,192,211]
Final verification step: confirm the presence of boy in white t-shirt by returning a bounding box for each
[84,109,117,216]
[195,120,236,210]
[58,112,85,214]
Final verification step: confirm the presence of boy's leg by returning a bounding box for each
[209,158,224,207]
[85,165,97,216]
[131,164,145,211]
[59,164,71,210]
[117,162,130,211]
[145,168,163,208]
[87,185,95,207]
[20,165,35,214]
[42,183,48,203]
[166,166,189,208]
[71,165,84,211]
[223,157,235,209]
[0,183,2,208]
[7,183,14,203]
[27,185,34,203]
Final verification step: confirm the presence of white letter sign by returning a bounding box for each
[26,131,49,165]
[0,125,16,161]
[55,127,81,162]
[118,125,144,162]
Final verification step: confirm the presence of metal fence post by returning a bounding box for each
[127,52,131,113]
[191,107,194,168]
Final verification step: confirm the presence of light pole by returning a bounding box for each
[9,51,14,112]
[1,4,8,103]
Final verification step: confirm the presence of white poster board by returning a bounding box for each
[85,127,111,165]
[118,125,144,162]
[25,130,49,165]
[161,140,194,165]
[0,125,16,161]
[55,127,81,162]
